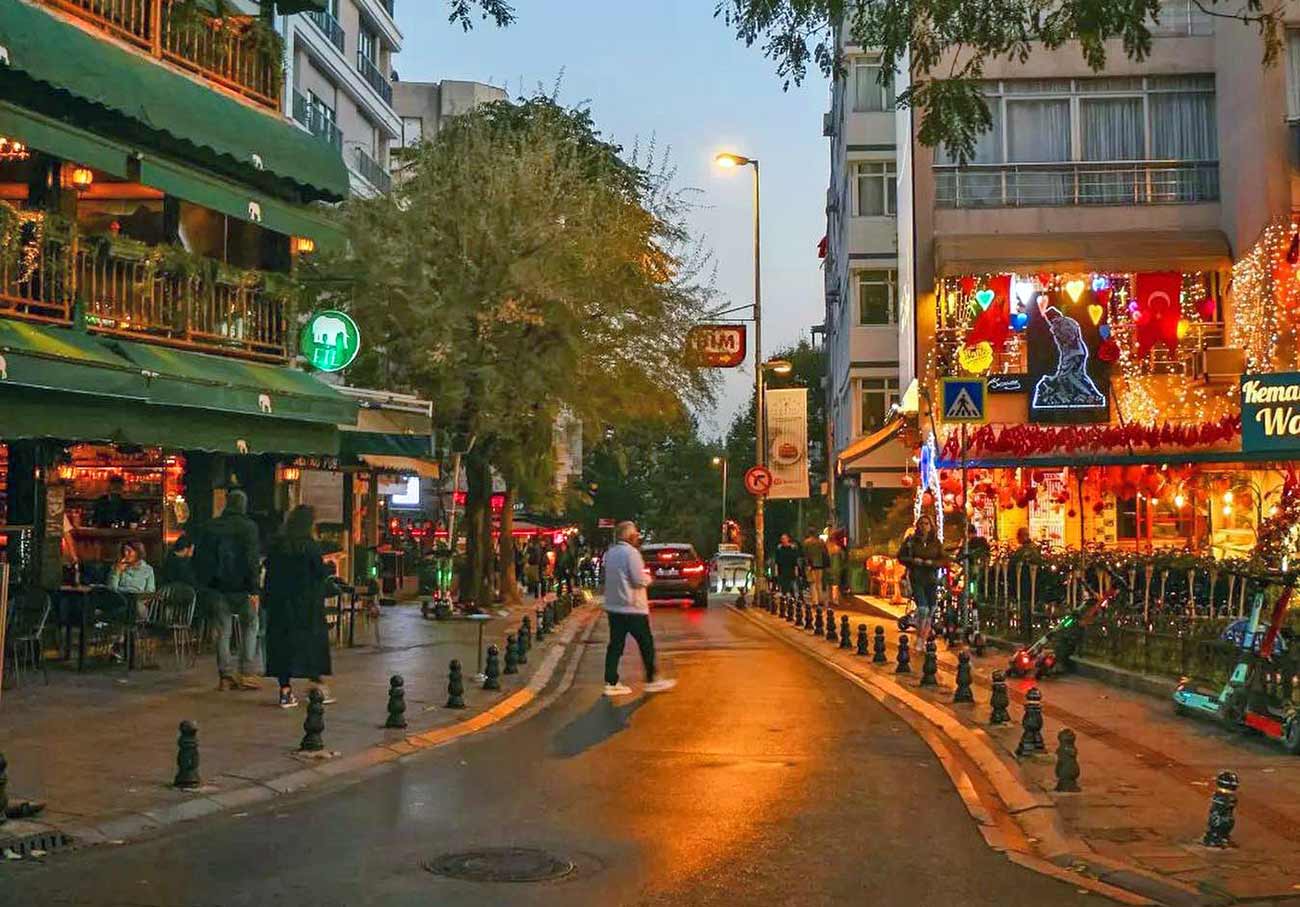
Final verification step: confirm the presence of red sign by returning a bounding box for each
[744,465,773,497]
[597,518,615,529]
[687,324,747,368]
[452,491,506,512]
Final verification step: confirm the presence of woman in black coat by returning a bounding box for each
[263,505,332,709]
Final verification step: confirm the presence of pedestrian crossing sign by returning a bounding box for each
[940,377,987,424]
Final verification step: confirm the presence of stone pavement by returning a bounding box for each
[0,592,592,853]
[779,593,1300,904]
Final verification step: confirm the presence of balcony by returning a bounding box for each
[37,0,283,111]
[934,161,1220,209]
[307,7,345,53]
[353,147,392,194]
[356,51,393,105]
[0,230,289,362]
[292,90,344,150]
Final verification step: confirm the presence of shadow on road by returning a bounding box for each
[551,695,650,758]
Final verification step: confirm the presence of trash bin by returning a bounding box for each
[848,563,869,595]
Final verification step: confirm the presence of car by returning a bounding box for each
[642,542,710,608]
[710,546,754,594]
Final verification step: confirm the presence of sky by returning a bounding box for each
[395,0,830,437]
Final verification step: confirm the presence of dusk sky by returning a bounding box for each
[396,0,830,437]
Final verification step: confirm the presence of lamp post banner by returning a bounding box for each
[765,388,810,500]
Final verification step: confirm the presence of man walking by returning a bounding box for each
[802,528,829,606]
[773,533,800,597]
[602,521,675,697]
[196,489,263,691]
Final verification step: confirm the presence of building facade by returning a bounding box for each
[393,79,507,151]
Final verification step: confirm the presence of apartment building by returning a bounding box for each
[822,31,911,541]
[393,79,507,150]
[282,0,402,197]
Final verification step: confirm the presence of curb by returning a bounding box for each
[48,604,601,851]
[732,604,1228,907]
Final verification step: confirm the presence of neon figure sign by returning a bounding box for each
[1031,302,1106,412]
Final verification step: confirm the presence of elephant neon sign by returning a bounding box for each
[300,310,360,372]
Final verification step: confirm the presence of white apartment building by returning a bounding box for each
[393,79,508,150]
[281,0,402,198]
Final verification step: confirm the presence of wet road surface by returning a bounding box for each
[3,602,1109,906]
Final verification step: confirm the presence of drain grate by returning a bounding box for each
[0,829,73,859]
[423,847,575,883]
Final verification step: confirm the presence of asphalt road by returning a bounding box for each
[4,600,1108,906]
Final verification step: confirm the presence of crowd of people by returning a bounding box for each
[517,536,603,600]
[771,528,851,606]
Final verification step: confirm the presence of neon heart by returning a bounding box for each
[1011,312,1029,331]
[975,289,995,310]
[1091,275,1110,292]
[958,341,994,374]
[1099,324,1111,339]
[1087,304,1104,326]
[1064,279,1087,303]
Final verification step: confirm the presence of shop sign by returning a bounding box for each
[686,324,746,368]
[987,374,1028,394]
[300,310,361,372]
[1241,372,1300,452]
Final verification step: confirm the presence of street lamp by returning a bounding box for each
[711,455,729,528]
[715,149,766,592]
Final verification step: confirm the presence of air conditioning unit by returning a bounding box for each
[1199,347,1246,382]
[823,111,836,137]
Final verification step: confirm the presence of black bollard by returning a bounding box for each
[0,752,7,824]
[840,615,853,650]
[1202,770,1239,847]
[805,602,816,631]
[895,634,912,673]
[446,659,467,709]
[873,626,888,664]
[1054,728,1081,792]
[515,626,529,665]
[856,624,869,656]
[920,639,939,686]
[300,689,326,752]
[793,600,802,625]
[1015,686,1046,758]
[826,607,837,642]
[536,607,548,640]
[814,606,824,636]
[953,650,975,703]
[483,644,502,691]
[173,720,201,789]
[383,675,408,729]
[989,670,1011,724]
[504,634,520,674]
[547,601,557,631]
[520,616,533,653]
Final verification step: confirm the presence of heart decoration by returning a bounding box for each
[958,341,995,374]
[1197,296,1217,321]
[1097,338,1120,363]
[1091,275,1110,292]
[1037,272,1053,287]
[1011,311,1029,331]
[975,289,995,310]
[1064,279,1087,303]
[1099,324,1112,340]
[1087,304,1104,326]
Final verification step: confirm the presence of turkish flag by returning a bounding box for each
[1134,271,1182,357]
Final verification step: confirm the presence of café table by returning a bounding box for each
[60,585,148,671]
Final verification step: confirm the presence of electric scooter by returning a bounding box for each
[1172,566,1300,755]
[1006,579,1121,679]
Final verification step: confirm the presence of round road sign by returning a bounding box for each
[744,466,773,497]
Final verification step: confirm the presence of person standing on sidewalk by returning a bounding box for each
[773,533,800,597]
[602,521,675,697]
[263,506,333,709]
[897,515,945,645]
[826,530,847,607]
[801,529,829,605]
[196,489,263,691]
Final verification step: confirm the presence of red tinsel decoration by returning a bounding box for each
[940,414,1242,460]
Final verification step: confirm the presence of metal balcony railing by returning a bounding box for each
[307,7,345,52]
[292,90,344,150]
[933,160,1220,209]
[38,0,282,111]
[356,50,393,105]
[353,147,392,193]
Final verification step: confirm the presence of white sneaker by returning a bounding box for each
[603,682,633,697]
[644,678,677,693]
[315,686,337,705]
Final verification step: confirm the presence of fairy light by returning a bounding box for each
[1230,217,1295,372]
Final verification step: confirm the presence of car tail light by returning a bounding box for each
[682,562,706,576]
[657,551,679,561]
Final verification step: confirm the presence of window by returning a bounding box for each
[308,90,335,128]
[852,60,895,113]
[857,269,897,325]
[401,116,424,148]
[1289,29,1300,118]
[860,378,900,432]
[854,161,896,216]
[358,29,377,63]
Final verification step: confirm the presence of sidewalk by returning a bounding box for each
[0,593,597,856]
[750,596,1300,905]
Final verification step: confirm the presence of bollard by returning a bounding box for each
[536,607,548,640]
[383,675,408,729]
[483,644,502,691]
[953,650,975,703]
[515,627,529,665]
[989,670,1011,724]
[173,720,201,789]
[0,753,7,824]
[873,626,887,664]
[735,589,748,609]
[1015,686,1046,758]
[856,624,869,656]
[814,606,824,636]
[1055,729,1081,792]
[920,639,939,686]
[547,601,557,631]
[826,607,837,642]
[840,615,853,650]
[804,602,815,631]
[793,600,803,625]
[520,616,533,653]
[446,659,467,709]
[300,689,326,752]
[895,634,912,673]
[504,634,520,674]
[1202,770,1239,847]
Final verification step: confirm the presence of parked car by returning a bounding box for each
[710,545,754,593]
[642,543,710,608]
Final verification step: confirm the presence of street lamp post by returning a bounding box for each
[712,456,729,528]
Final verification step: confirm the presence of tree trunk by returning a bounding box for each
[498,486,521,606]
[461,444,493,609]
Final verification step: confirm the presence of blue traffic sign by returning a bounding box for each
[940,377,987,424]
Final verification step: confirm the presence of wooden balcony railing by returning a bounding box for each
[0,232,73,326]
[37,0,282,111]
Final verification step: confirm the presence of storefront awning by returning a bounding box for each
[0,0,349,201]
[934,230,1232,277]
[338,387,435,459]
[0,319,145,400]
[360,455,440,479]
[838,417,907,470]
[0,100,130,179]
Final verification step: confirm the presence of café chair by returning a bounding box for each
[152,583,198,670]
[5,589,52,687]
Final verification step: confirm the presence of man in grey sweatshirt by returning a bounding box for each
[602,521,676,697]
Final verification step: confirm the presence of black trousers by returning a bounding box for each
[604,611,656,685]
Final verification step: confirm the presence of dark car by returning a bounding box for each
[642,543,709,608]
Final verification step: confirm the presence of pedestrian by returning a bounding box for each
[801,528,830,606]
[826,531,846,606]
[556,539,575,595]
[108,540,156,595]
[195,489,263,692]
[602,520,675,697]
[773,533,800,597]
[262,506,333,709]
[524,537,542,599]
[897,515,945,646]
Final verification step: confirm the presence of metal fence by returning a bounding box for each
[934,160,1220,208]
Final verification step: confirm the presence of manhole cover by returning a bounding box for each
[423,848,575,883]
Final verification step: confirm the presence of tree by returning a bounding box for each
[445,0,1280,162]
[329,95,715,606]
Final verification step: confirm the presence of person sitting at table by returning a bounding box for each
[108,540,156,595]
[92,476,140,528]
[160,534,197,588]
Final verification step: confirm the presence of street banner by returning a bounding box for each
[686,324,747,368]
[764,388,810,499]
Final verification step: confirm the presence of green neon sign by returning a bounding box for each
[300,310,360,372]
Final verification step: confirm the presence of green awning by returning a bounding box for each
[0,100,130,178]
[0,319,146,399]
[0,0,349,201]
[340,431,435,458]
[139,156,346,252]
[103,339,358,426]
[274,0,327,12]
